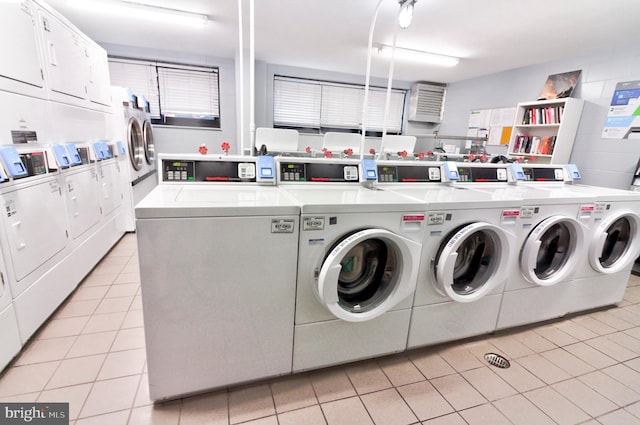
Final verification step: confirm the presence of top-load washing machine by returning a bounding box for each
[377,161,520,347]
[135,154,300,401]
[277,157,426,371]
[514,164,640,315]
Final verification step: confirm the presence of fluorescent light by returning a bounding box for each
[67,0,208,27]
[398,0,416,29]
[377,45,459,67]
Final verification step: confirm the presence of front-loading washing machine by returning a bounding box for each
[514,164,640,314]
[132,94,157,203]
[378,161,521,347]
[277,157,426,371]
[135,154,300,401]
[451,163,597,329]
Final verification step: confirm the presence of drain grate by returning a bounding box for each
[484,353,510,369]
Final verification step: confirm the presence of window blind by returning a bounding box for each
[157,67,219,119]
[108,59,160,117]
[108,58,220,127]
[273,75,406,133]
[273,77,321,128]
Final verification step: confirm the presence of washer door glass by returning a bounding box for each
[128,118,144,171]
[317,229,420,322]
[142,120,155,165]
[589,212,640,273]
[434,222,509,303]
[520,216,583,286]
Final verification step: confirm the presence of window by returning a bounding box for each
[108,58,220,128]
[273,76,406,135]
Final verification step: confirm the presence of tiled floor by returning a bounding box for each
[2,233,640,424]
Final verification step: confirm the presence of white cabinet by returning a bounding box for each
[97,160,123,217]
[0,0,45,97]
[508,98,584,164]
[38,7,87,101]
[64,167,101,240]
[86,42,111,107]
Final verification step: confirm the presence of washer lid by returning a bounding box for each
[317,228,420,322]
[434,222,511,302]
[589,211,640,274]
[520,215,585,286]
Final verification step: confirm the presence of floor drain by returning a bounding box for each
[484,353,510,369]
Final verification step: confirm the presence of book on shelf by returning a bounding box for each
[512,134,556,155]
[522,105,565,125]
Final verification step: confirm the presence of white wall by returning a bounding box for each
[440,48,640,189]
[101,43,239,155]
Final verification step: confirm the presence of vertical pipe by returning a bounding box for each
[249,0,256,155]
[360,0,386,159]
[379,7,401,157]
[237,0,244,154]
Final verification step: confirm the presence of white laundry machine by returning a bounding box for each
[451,163,597,329]
[110,86,145,231]
[0,145,70,342]
[135,154,300,401]
[378,161,520,347]
[133,94,157,203]
[277,157,426,371]
[514,164,640,314]
[0,168,22,372]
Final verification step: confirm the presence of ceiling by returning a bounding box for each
[45,0,640,83]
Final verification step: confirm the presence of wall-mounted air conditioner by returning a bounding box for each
[408,82,446,123]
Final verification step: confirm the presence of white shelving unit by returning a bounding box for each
[508,98,584,164]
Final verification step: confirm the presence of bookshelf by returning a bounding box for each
[507,98,584,164]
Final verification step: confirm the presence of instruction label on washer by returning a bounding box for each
[303,217,325,231]
[427,212,446,225]
[271,219,295,233]
[520,206,536,219]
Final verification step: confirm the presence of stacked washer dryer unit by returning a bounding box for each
[110,86,145,231]
[135,154,300,401]
[277,157,425,371]
[378,161,520,347]
[132,94,157,202]
[515,164,640,314]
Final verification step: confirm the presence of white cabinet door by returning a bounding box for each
[65,167,101,240]
[98,161,123,217]
[1,178,68,288]
[0,0,44,91]
[39,7,87,100]
[86,42,111,106]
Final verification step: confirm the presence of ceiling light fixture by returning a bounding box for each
[67,0,208,27]
[398,0,417,29]
[377,45,459,67]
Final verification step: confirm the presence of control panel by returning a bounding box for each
[65,144,83,166]
[377,163,442,183]
[161,157,276,184]
[522,166,565,182]
[278,161,360,183]
[457,165,509,182]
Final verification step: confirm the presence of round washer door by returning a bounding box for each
[434,222,511,303]
[317,228,421,322]
[142,120,155,165]
[589,211,640,274]
[127,118,144,171]
[520,215,585,286]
